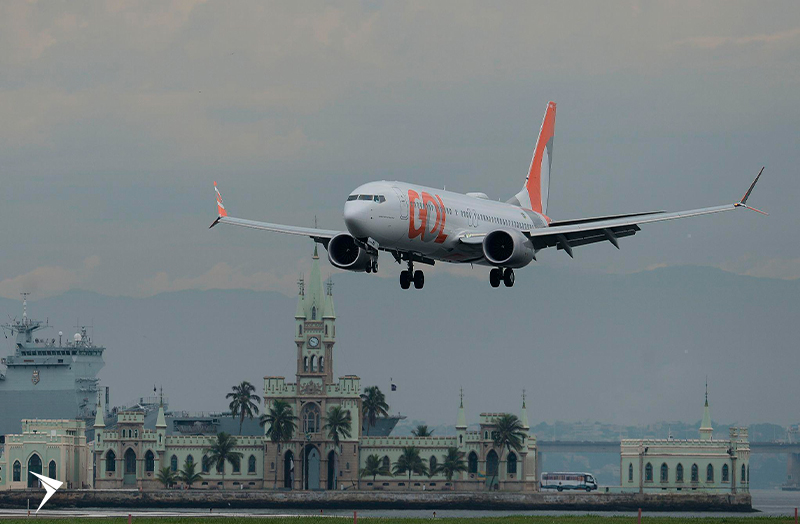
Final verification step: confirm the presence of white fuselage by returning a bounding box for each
[343,181,549,264]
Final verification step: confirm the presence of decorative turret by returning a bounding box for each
[700,380,713,441]
[456,388,467,430]
[520,390,530,431]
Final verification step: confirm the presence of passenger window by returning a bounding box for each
[347,195,358,201]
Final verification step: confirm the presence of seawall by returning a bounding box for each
[0,490,753,512]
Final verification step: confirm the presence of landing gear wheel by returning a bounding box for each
[413,270,425,289]
[366,265,372,274]
[489,268,501,288]
[400,271,411,289]
[370,258,378,273]
[503,268,515,287]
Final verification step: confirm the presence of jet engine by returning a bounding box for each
[482,230,535,268]
[327,233,376,272]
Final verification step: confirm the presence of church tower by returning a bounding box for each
[700,380,713,441]
[295,246,336,394]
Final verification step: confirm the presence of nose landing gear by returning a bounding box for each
[400,260,424,289]
[490,268,515,288]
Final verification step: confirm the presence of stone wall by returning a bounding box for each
[0,489,752,511]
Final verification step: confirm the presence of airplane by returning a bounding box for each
[210,101,766,289]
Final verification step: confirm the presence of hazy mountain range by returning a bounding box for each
[1,265,796,427]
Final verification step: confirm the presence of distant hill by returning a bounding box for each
[1,265,796,428]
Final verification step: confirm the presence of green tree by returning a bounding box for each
[360,453,390,483]
[226,381,261,435]
[490,413,526,489]
[260,399,298,489]
[205,432,243,488]
[156,466,178,488]
[437,447,468,482]
[360,386,389,436]
[392,446,429,490]
[323,405,352,489]
[411,424,433,437]
[179,458,203,488]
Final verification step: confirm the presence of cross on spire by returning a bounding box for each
[522,389,527,408]
[705,376,709,406]
[326,277,334,296]
[297,275,305,296]
[459,386,463,408]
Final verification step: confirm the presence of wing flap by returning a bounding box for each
[216,216,340,243]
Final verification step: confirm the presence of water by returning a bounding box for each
[1,489,798,519]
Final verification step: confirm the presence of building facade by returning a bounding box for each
[0,420,92,490]
[620,392,750,493]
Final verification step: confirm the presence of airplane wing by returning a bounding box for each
[209,182,341,245]
[524,168,767,257]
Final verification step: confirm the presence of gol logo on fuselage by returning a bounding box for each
[408,190,448,244]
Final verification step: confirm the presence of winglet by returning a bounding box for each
[214,181,228,218]
[735,167,768,215]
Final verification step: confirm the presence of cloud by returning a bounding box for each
[671,27,800,50]
[0,256,101,299]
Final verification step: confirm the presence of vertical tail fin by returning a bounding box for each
[509,101,556,215]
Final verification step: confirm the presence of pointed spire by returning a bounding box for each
[456,387,467,429]
[306,246,324,318]
[323,277,336,319]
[94,398,105,428]
[156,388,167,429]
[520,389,530,429]
[700,379,713,441]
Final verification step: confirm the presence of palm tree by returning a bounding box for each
[205,432,243,489]
[392,446,429,490]
[156,466,178,488]
[490,413,526,489]
[260,399,298,489]
[179,458,203,488]
[360,453,390,483]
[227,381,261,435]
[323,405,352,490]
[360,386,389,436]
[437,447,468,482]
[411,424,433,437]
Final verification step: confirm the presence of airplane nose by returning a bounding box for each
[344,202,370,237]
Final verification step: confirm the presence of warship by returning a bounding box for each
[0,295,105,438]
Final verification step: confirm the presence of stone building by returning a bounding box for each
[0,419,92,490]
[620,390,750,493]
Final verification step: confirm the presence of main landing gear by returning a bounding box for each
[490,268,514,288]
[365,257,378,274]
[400,260,424,290]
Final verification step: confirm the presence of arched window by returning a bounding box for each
[303,357,309,372]
[319,356,325,373]
[483,431,488,439]
[507,452,517,475]
[186,454,194,465]
[248,455,257,474]
[124,449,136,475]
[645,462,653,482]
[691,463,699,482]
[741,464,746,482]
[312,306,316,320]
[459,435,463,444]
[430,456,438,475]
[216,460,223,474]
[468,452,478,474]
[486,450,499,477]
[134,429,138,438]
[722,464,729,482]
[299,325,302,336]
[302,403,321,434]
[747,466,750,483]
[106,450,116,472]
[706,464,714,482]
[660,463,668,483]
[232,458,240,473]
[325,325,328,335]
[49,460,56,479]
[13,460,21,482]
[628,463,633,482]
[676,463,684,482]
[145,451,155,472]
[310,355,317,372]
[170,455,178,472]
[382,456,390,472]
[202,456,210,474]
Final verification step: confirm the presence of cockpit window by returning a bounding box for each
[347,195,358,201]
[349,194,386,203]
[358,195,372,200]
[374,195,386,203]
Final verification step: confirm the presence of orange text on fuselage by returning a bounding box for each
[408,190,448,244]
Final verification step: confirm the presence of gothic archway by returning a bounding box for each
[485,450,499,489]
[27,453,42,488]
[327,450,337,490]
[284,450,294,489]
[305,445,320,490]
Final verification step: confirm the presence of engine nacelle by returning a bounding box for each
[482,229,535,269]
[327,233,375,272]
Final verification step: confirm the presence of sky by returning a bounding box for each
[0,0,798,301]
[0,2,798,426]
